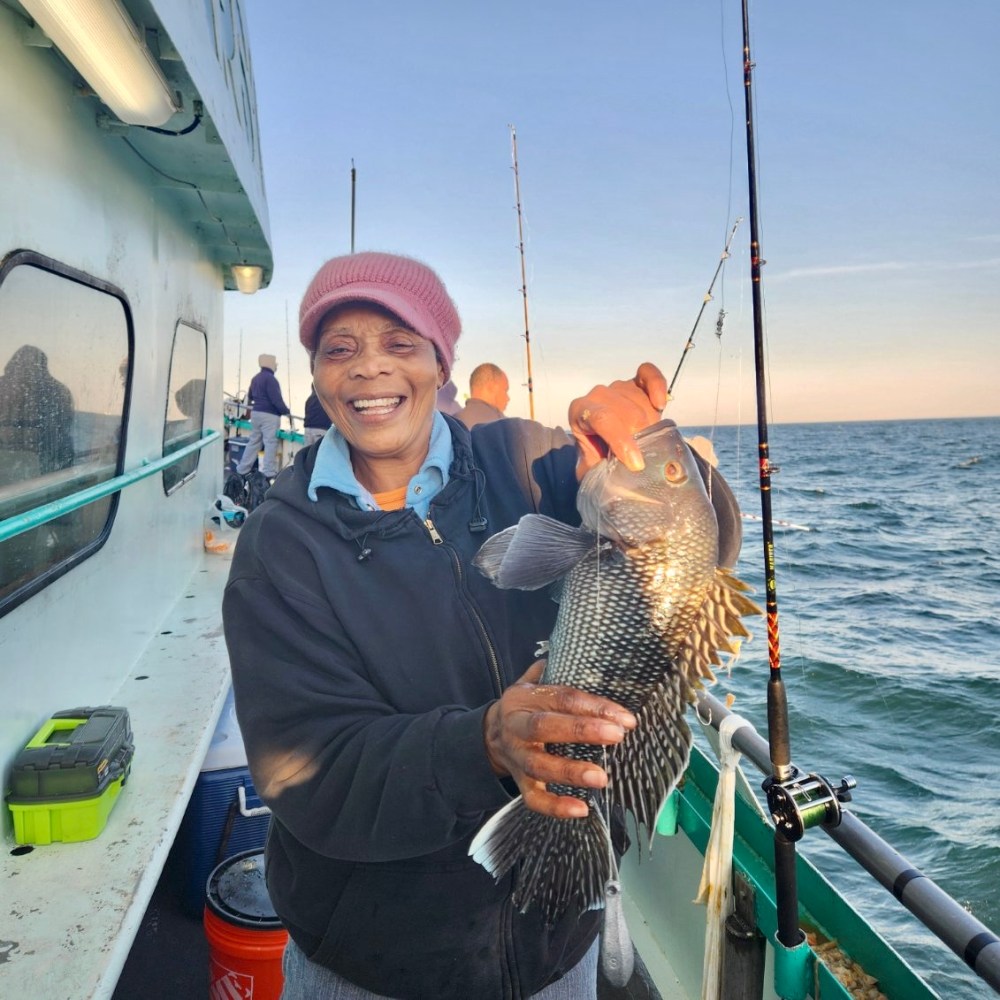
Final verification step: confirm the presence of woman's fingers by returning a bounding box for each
[483,664,637,817]
[568,363,668,479]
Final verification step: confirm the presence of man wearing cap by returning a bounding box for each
[235,353,291,481]
[223,251,743,1000]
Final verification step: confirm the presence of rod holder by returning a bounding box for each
[772,929,812,1000]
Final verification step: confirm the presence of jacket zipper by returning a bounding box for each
[423,515,504,696]
[425,512,516,996]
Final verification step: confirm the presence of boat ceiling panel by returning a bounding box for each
[14,0,273,289]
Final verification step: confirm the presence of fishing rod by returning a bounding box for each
[236,327,243,403]
[739,0,803,958]
[285,299,294,424]
[509,124,536,420]
[668,216,742,395]
[350,159,357,254]
[740,4,863,982]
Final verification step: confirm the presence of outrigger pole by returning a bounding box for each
[668,216,742,395]
[509,125,536,420]
[740,4,856,989]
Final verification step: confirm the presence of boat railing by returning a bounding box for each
[695,690,1000,994]
[0,428,220,543]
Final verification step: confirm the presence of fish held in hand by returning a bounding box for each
[469,419,759,925]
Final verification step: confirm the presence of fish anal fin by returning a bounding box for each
[608,671,692,846]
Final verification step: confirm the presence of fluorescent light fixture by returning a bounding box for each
[232,265,264,295]
[21,0,179,127]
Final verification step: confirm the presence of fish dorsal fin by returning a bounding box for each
[473,514,595,590]
[677,569,762,689]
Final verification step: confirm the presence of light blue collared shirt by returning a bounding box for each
[307,411,453,520]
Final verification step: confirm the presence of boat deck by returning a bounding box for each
[0,555,233,1000]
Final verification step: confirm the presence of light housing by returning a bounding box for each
[21,0,179,127]
[231,265,264,295]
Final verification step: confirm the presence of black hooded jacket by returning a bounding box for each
[223,415,598,999]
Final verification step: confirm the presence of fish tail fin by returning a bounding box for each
[470,796,613,922]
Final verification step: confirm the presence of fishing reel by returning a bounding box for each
[762,768,857,842]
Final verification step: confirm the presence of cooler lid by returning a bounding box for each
[203,687,249,772]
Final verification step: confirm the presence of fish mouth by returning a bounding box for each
[349,395,404,417]
[635,418,679,442]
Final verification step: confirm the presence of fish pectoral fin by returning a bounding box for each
[473,514,596,590]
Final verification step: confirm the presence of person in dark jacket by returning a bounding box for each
[455,361,510,428]
[222,252,728,1000]
[302,385,332,446]
[235,353,291,479]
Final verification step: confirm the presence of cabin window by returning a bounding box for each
[162,323,208,494]
[0,253,131,617]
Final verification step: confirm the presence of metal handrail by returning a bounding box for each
[0,429,221,543]
[696,690,1000,993]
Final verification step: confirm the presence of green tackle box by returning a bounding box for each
[6,706,134,845]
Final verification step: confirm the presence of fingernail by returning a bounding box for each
[582,768,607,788]
[625,447,644,472]
[597,723,625,742]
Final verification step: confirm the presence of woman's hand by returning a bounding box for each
[568,362,669,480]
[483,661,637,818]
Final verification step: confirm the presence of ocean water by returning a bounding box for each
[689,416,999,1000]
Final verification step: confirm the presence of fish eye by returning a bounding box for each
[663,460,687,484]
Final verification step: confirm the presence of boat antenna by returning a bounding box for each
[350,159,357,254]
[740,0,803,956]
[509,124,536,420]
[668,216,742,395]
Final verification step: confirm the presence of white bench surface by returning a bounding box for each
[0,555,233,999]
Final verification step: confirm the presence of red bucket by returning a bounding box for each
[204,849,288,1000]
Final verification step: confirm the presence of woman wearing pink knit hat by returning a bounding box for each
[223,251,701,1000]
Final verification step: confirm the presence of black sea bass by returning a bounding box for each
[470,419,759,925]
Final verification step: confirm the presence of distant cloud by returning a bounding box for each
[774,256,1000,281]
[937,257,1000,271]
[773,262,908,281]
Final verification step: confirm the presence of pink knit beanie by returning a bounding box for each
[299,252,462,378]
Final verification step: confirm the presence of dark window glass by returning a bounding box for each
[162,323,207,494]
[0,254,130,615]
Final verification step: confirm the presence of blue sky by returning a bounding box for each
[226,0,999,429]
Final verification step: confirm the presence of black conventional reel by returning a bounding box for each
[763,769,857,842]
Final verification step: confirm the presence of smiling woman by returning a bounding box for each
[220,248,686,1000]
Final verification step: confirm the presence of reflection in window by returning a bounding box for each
[162,323,207,494]
[0,254,130,616]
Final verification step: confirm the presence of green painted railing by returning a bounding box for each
[0,429,220,543]
[224,414,304,445]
